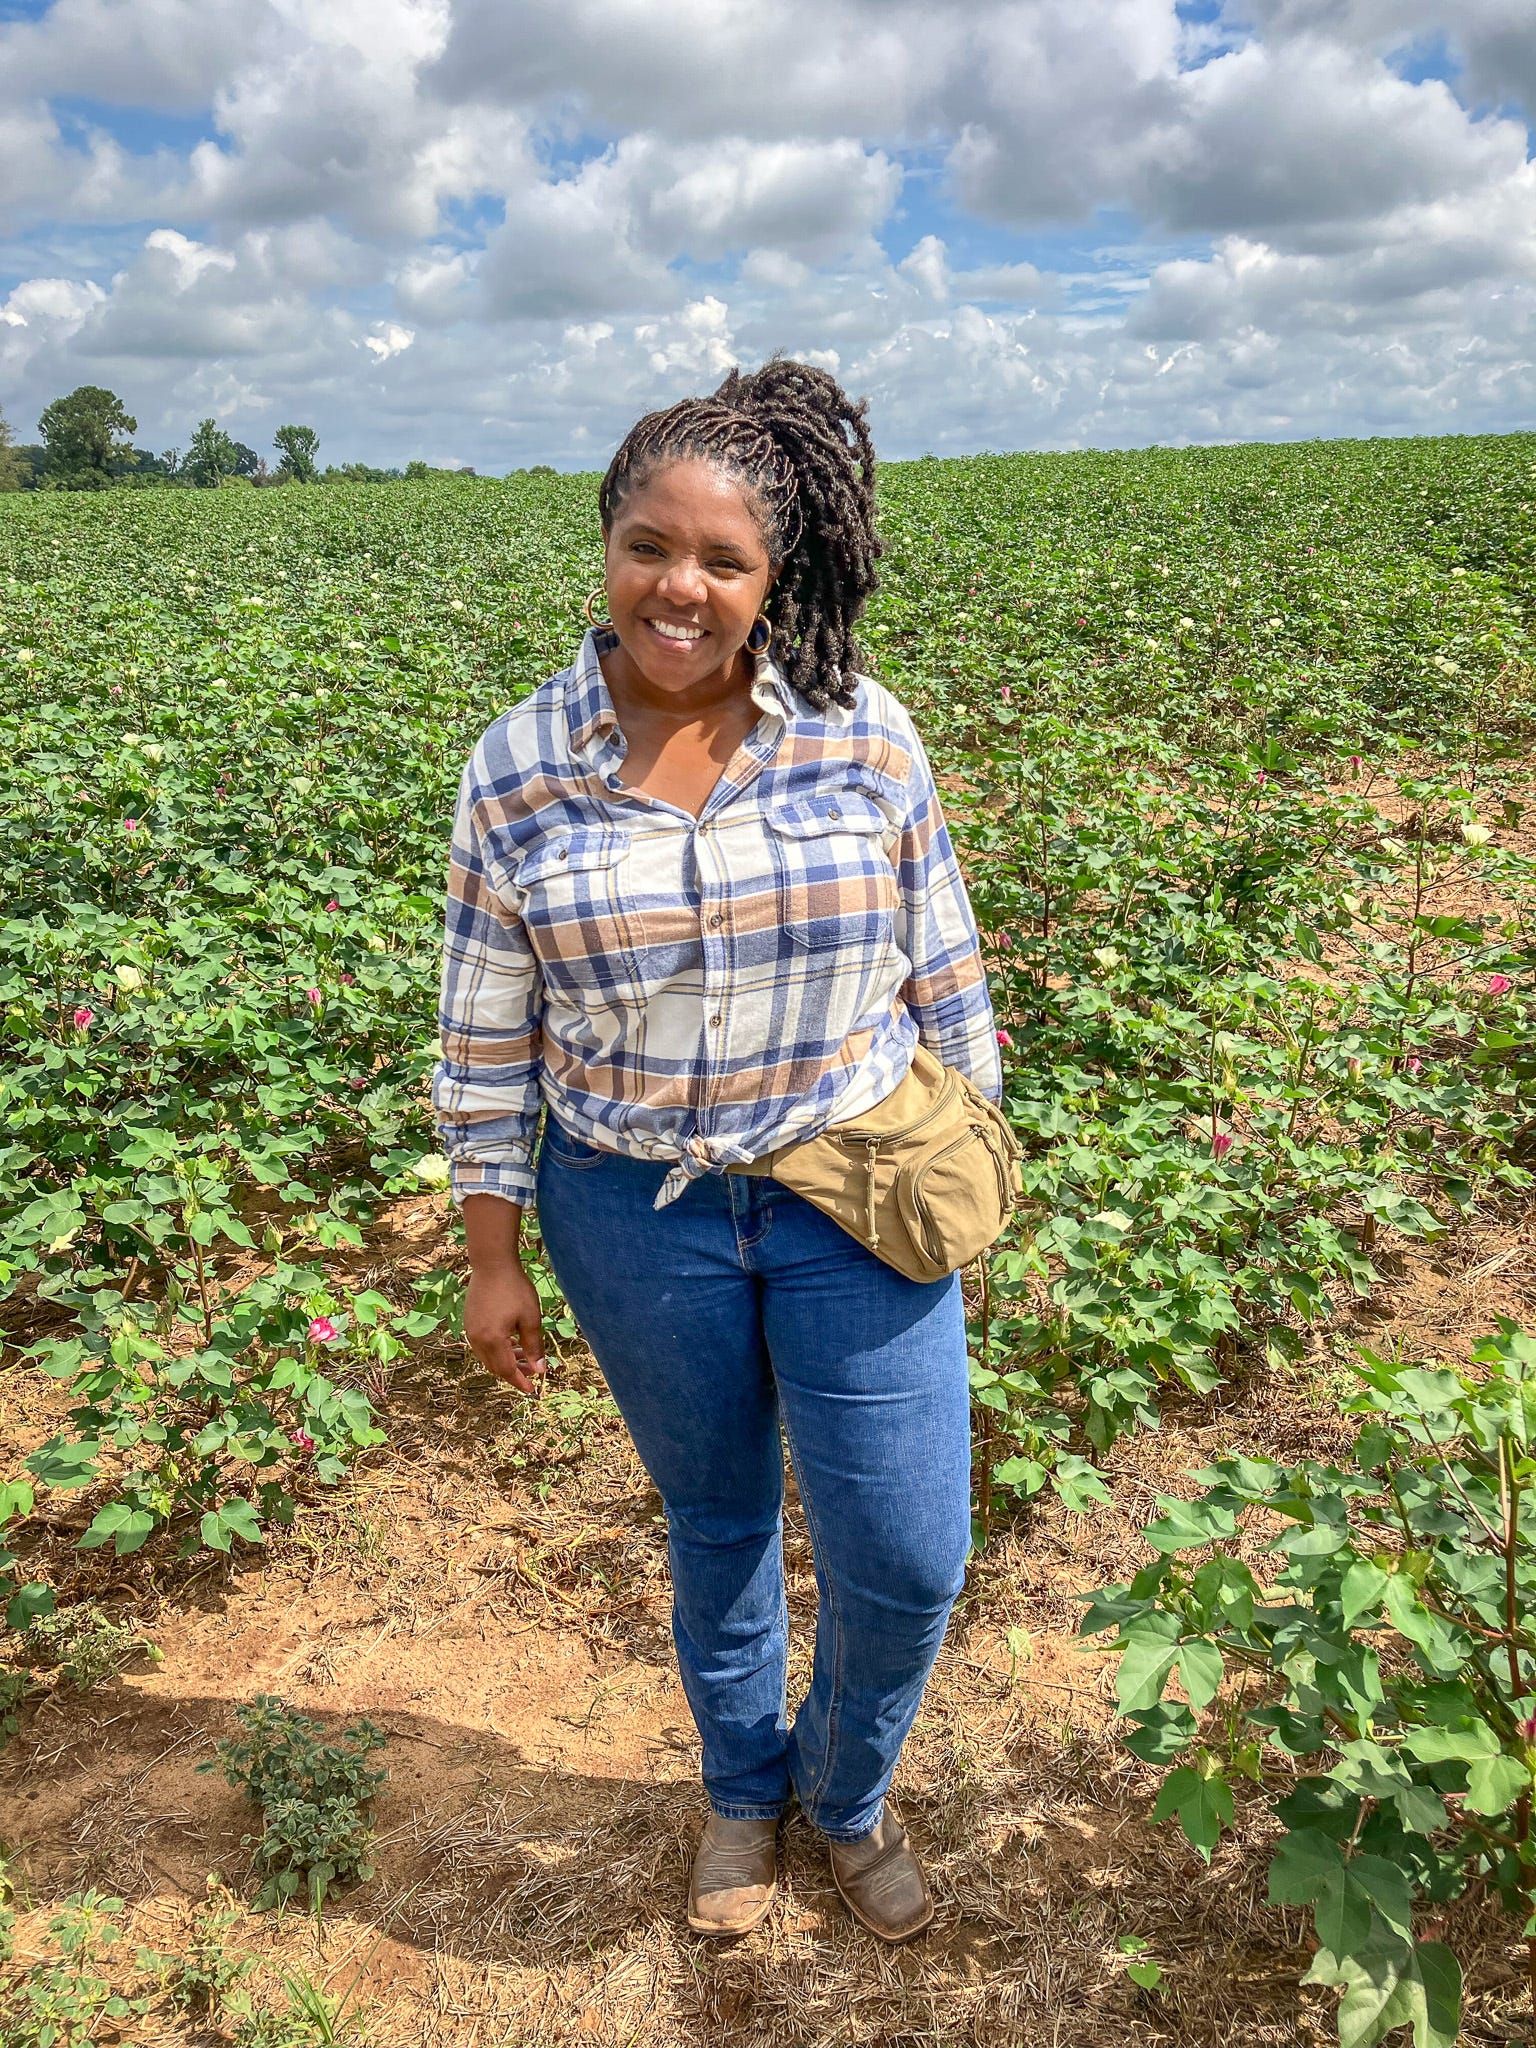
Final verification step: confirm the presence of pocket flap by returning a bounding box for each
[768,793,886,839]
[519,825,628,885]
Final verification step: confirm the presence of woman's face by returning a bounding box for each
[602,458,775,696]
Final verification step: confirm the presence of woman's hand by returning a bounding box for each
[464,1263,547,1393]
[461,1194,547,1394]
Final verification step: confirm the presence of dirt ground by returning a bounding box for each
[3,1188,1534,2048]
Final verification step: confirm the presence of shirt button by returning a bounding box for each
[708,913,723,929]
[710,1013,722,1026]
[557,847,568,861]
[828,805,841,820]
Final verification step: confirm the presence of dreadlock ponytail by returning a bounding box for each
[598,356,882,711]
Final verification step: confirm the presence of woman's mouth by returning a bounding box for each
[645,618,708,649]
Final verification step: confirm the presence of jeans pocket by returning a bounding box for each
[540,1119,610,1170]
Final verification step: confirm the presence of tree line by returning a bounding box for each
[0,385,478,492]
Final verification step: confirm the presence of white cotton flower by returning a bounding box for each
[411,1154,451,1187]
[1460,822,1493,847]
[115,964,144,990]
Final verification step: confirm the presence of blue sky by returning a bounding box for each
[1,0,1531,469]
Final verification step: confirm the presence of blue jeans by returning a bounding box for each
[535,1121,972,1840]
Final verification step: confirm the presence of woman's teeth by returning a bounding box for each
[648,620,705,643]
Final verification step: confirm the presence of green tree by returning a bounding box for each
[37,386,137,490]
[273,424,319,484]
[184,418,238,489]
[0,407,25,493]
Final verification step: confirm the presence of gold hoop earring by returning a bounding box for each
[746,613,772,654]
[584,587,612,629]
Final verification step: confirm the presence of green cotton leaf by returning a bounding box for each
[1115,1612,1182,1713]
[199,1509,232,1553]
[1266,1325,1307,1370]
[1392,1784,1450,1837]
[1330,1740,1413,1801]
[1465,1753,1529,1817]
[1306,1932,1461,2048]
[1151,1765,1234,1863]
[78,1502,156,1555]
[1414,1944,1463,2048]
[0,1479,34,1525]
[1053,1454,1113,1514]
[1282,1518,1351,1558]
[187,1210,216,1246]
[1123,1703,1198,1764]
[7,1582,54,1629]
[993,1456,1049,1496]
[1143,1497,1239,1552]
[1314,1865,1372,1959]
[1177,1639,1224,1712]
[30,1338,89,1380]
[1348,1856,1414,1941]
[1268,1826,1344,1906]
[1339,1560,1390,1627]
[1381,1575,1460,1673]
[218,1498,265,1546]
[1191,1556,1258,1632]
[1401,1721,1498,1765]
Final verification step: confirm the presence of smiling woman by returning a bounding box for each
[431,357,1005,1947]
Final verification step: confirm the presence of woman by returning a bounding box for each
[433,359,1001,1944]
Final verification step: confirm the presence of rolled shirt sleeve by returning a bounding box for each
[891,721,1003,1103]
[432,757,545,1209]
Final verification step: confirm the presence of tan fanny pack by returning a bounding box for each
[732,1041,1023,1284]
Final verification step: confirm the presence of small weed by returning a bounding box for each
[0,1666,34,1744]
[20,1602,158,1690]
[164,1877,251,2013]
[1116,1934,1166,1994]
[201,1695,388,1912]
[230,1965,367,2045]
[0,1887,159,2048]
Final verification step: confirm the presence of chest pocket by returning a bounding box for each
[766,794,897,953]
[515,825,632,991]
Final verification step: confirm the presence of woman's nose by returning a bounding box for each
[657,555,708,606]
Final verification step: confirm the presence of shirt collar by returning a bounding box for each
[565,625,797,758]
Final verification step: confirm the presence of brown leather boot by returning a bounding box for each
[686,1813,780,1936]
[828,1799,934,1942]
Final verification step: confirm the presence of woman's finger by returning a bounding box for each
[475,1333,538,1393]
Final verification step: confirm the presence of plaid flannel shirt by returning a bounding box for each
[433,627,1001,1213]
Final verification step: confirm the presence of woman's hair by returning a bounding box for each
[598,356,881,711]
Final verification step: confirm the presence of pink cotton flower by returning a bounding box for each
[339,971,355,985]
[350,1076,368,1090]
[1349,755,1361,773]
[1000,685,1012,703]
[110,684,123,698]
[306,986,322,1005]
[1077,616,1088,626]
[1255,770,1268,785]
[1211,1132,1234,1160]
[1488,975,1513,996]
[72,1006,95,1030]
[290,1428,315,1453]
[997,1028,1014,1048]
[1405,1056,1423,1076]
[325,898,340,912]
[123,817,138,833]
[308,1316,338,1344]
